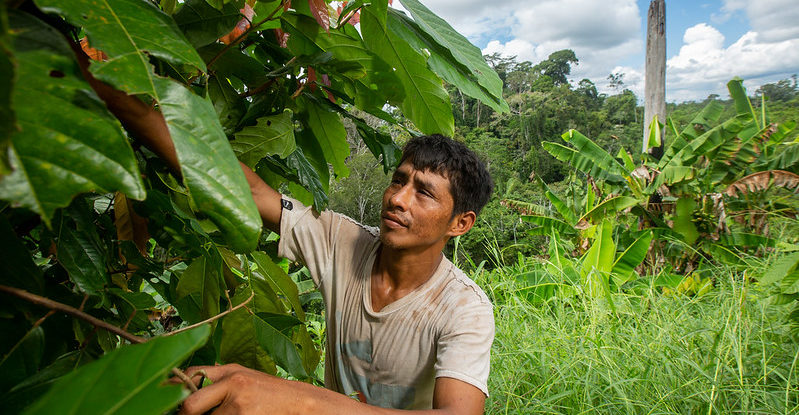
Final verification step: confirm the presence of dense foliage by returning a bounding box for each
[0,0,505,413]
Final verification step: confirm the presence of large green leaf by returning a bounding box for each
[176,255,222,323]
[54,211,109,296]
[39,0,261,251]
[174,0,241,48]
[232,109,296,169]
[394,0,507,112]
[219,289,278,374]
[252,312,308,379]
[298,96,350,178]
[537,179,577,225]
[36,0,206,96]
[251,251,305,321]
[761,252,799,285]
[208,74,247,135]
[672,197,699,245]
[561,129,627,180]
[521,215,576,235]
[361,1,453,136]
[157,80,262,252]
[581,219,615,298]
[660,101,724,167]
[23,326,210,415]
[611,231,653,285]
[0,12,145,224]
[578,196,639,224]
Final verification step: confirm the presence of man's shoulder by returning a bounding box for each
[439,260,492,309]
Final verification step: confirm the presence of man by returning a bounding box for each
[79,48,494,415]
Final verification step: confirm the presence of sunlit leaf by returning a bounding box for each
[175,255,222,323]
[251,251,305,320]
[0,12,145,223]
[233,109,296,169]
[361,1,453,136]
[174,0,241,48]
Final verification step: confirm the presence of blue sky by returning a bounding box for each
[398,0,799,102]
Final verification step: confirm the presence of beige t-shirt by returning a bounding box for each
[277,197,494,409]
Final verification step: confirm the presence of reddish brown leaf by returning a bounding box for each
[79,37,107,61]
[275,28,290,48]
[307,66,318,92]
[114,192,150,256]
[219,4,255,45]
[307,0,330,33]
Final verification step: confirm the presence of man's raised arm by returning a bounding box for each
[73,45,283,233]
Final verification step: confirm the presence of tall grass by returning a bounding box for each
[473,256,799,414]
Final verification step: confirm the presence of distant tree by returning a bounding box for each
[533,49,578,86]
[607,72,625,92]
[328,150,391,227]
[756,76,798,102]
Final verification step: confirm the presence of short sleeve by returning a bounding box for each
[277,197,336,287]
[434,299,494,396]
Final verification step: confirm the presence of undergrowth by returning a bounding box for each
[473,256,799,414]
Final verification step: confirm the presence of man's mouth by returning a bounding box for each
[381,212,407,228]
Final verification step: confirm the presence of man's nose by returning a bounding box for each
[388,183,413,211]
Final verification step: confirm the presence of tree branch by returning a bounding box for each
[0,284,145,344]
[0,284,200,393]
[207,0,288,70]
[164,290,255,337]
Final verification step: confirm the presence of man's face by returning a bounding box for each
[379,161,456,251]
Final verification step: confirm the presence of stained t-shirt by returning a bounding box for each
[277,197,494,409]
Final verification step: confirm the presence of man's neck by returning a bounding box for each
[370,244,445,312]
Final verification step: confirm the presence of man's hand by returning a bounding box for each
[179,364,313,415]
[176,364,485,415]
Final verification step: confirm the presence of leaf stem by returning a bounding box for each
[164,290,255,337]
[206,0,288,70]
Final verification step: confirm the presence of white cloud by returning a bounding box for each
[721,0,799,42]
[667,22,799,102]
[418,0,643,83]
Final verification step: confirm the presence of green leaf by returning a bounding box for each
[581,219,615,298]
[219,289,277,374]
[0,12,145,223]
[560,129,627,180]
[285,148,329,209]
[28,3,261,251]
[54,210,109,296]
[361,1,454,136]
[611,231,652,285]
[661,101,724,166]
[521,215,576,235]
[393,0,507,112]
[36,0,206,96]
[761,252,799,285]
[617,147,635,172]
[198,43,268,88]
[537,179,577,225]
[252,313,308,379]
[233,109,297,168]
[176,255,222,323]
[251,251,305,321]
[23,326,210,415]
[208,75,247,135]
[0,215,44,294]
[157,79,262,252]
[3,351,83,414]
[673,197,699,245]
[578,196,639,224]
[298,96,349,177]
[174,0,241,48]
[645,115,663,151]
[0,326,44,395]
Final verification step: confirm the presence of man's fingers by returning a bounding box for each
[179,381,229,415]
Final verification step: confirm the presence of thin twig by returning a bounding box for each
[0,284,201,393]
[239,78,278,98]
[0,284,145,344]
[206,0,287,69]
[165,290,255,337]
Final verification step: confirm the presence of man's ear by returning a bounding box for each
[448,211,476,237]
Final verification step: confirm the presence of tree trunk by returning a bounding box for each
[643,0,666,159]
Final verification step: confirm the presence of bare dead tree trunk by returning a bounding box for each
[643,0,666,159]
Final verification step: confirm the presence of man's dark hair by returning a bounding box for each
[399,134,494,216]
